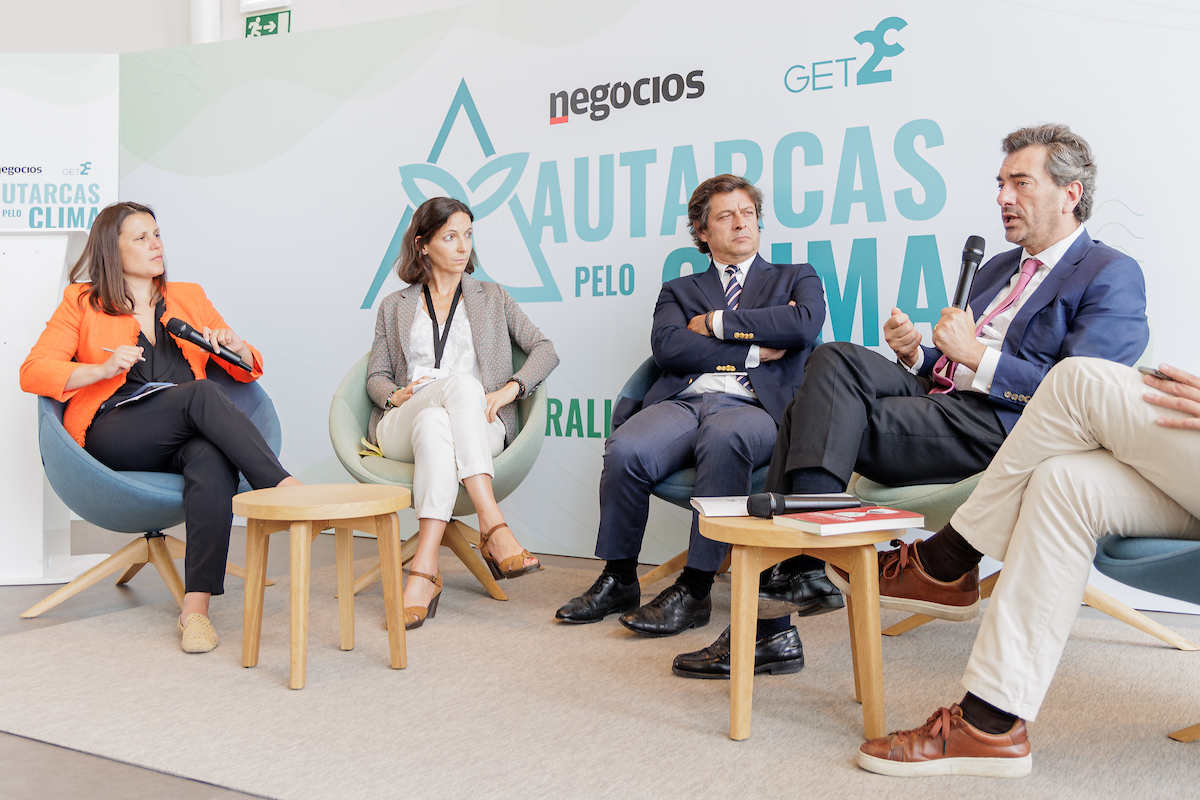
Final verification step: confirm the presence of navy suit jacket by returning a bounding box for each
[614,254,826,428]
[916,230,1148,432]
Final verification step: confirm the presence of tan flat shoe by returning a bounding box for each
[478,523,543,580]
[178,613,219,653]
[403,570,443,630]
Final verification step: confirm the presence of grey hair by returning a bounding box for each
[1002,124,1096,223]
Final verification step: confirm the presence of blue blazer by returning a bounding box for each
[916,231,1148,432]
[615,254,826,427]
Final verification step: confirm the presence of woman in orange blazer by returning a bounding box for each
[21,201,299,654]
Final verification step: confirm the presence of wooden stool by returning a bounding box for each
[699,515,899,741]
[233,484,411,689]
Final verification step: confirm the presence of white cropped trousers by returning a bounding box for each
[953,357,1200,720]
[375,374,505,521]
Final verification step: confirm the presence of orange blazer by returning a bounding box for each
[20,282,264,446]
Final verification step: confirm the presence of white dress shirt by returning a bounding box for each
[909,225,1086,393]
[678,256,761,400]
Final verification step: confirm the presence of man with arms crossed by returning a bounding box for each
[855,356,1200,777]
[751,124,1150,663]
[557,175,832,676]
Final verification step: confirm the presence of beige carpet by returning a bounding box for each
[0,559,1196,800]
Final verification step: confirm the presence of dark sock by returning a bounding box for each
[756,616,791,639]
[914,523,983,582]
[602,557,638,585]
[789,467,846,495]
[677,567,716,601]
[959,692,1019,735]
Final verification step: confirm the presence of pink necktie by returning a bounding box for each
[929,257,1042,394]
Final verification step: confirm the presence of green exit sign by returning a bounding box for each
[245,11,291,38]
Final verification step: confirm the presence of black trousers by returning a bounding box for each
[765,341,1009,492]
[85,380,290,595]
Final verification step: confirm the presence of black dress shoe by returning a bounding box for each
[672,625,804,679]
[555,574,642,624]
[619,583,711,637]
[757,559,845,619]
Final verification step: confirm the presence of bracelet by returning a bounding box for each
[704,311,715,337]
[510,377,527,398]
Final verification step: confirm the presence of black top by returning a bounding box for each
[96,298,195,415]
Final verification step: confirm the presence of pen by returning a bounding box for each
[102,347,147,363]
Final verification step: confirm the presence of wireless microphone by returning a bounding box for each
[166,318,253,372]
[951,235,986,310]
[746,492,863,519]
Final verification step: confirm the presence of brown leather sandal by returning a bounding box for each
[478,523,543,580]
[402,570,442,630]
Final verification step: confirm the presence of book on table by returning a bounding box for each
[773,506,924,536]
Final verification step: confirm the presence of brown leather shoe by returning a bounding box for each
[825,538,980,621]
[857,704,1032,777]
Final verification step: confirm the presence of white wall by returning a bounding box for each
[0,0,477,53]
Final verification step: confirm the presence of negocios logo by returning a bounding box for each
[1,166,43,175]
[549,69,704,124]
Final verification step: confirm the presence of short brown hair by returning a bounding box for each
[1002,124,1097,223]
[687,174,764,255]
[68,201,167,316]
[395,197,478,284]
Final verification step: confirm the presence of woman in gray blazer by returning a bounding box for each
[366,197,558,629]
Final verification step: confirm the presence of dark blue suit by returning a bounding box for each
[766,231,1149,490]
[600,255,826,570]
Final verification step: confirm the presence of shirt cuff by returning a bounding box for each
[903,349,925,374]
[746,345,760,369]
[711,310,725,339]
[972,347,1001,393]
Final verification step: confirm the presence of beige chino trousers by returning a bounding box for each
[953,357,1200,720]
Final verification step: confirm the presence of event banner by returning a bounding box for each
[118,0,1195,561]
[0,55,118,231]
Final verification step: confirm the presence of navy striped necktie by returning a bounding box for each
[724,265,752,390]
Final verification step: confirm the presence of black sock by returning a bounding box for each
[756,616,791,638]
[959,692,1019,735]
[677,567,716,601]
[789,467,845,495]
[914,523,983,582]
[602,558,638,585]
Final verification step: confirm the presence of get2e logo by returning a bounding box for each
[784,17,906,94]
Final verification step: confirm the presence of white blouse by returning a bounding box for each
[407,300,484,385]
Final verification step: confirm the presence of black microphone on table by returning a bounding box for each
[746,492,864,519]
[165,317,253,372]
[951,235,986,310]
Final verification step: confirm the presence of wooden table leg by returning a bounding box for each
[729,544,761,741]
[289,520,312,690]
[335,527,355,651]
[242,518,270,668]
[376,513,407,670]
[847,544,885,739]
[844,586,862,704]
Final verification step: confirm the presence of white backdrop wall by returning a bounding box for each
[116,0,1200,562]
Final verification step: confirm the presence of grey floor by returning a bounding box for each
[2,523,1198,800]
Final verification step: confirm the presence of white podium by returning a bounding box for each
[0,231,109,585]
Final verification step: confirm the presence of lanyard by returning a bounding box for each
[422,282,463,369]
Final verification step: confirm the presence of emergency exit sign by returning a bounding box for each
[245,11,291,37]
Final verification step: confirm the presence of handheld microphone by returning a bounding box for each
[746,492,863,519]
[951,235,986,310]
[166,318,253,372]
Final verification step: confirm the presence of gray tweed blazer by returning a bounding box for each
[365,274,558,446]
